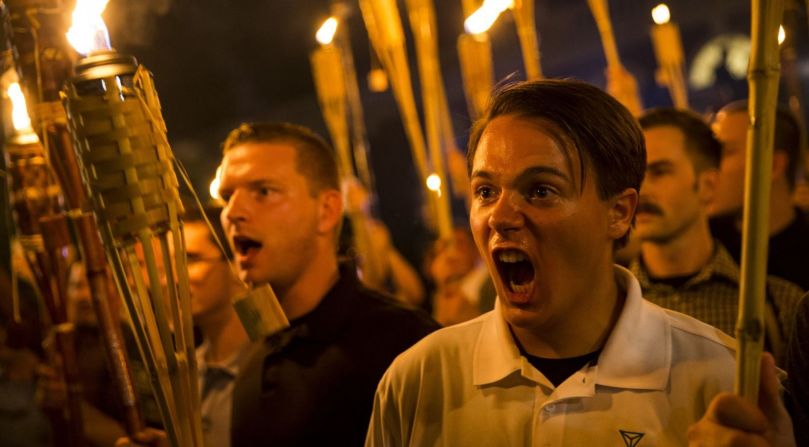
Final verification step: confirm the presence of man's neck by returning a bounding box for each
[277,247,340,321]
[200,308,248,365]
[511,258,623,358]
[641,220,714,278]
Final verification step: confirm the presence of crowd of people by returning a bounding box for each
[0,78,807,446]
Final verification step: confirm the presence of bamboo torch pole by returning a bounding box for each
[310,17,387,287]
[512,0,542,80]
[359,0,431,189]
[649,4,689,109]
[586,0,643,115]
[405,0,453,241]
[330,2,378,195]
[735,0,785,402]
[458,0,494,123]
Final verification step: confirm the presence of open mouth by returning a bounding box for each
[232,235,262,256]
[493,248,535,295]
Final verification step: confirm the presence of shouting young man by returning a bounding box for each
[366,80,737,446]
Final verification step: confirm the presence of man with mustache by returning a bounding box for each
[216,122,437,446]
[366,80,741,446]
[631,108,802,363]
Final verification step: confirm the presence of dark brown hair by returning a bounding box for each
[639,107,721,172]
[467,79,646,247]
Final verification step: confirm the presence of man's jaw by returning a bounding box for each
[491,247,536,305]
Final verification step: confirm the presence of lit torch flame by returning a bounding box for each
[778,25,785,45]
[465,0,514,35]
[651,4,671,25]
[426,173,442,196]
[7,82,33,133]
[209,166,222,201]
[316,17,339,45]
[66,0,112,55]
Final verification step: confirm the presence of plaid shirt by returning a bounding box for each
[631,242,803,345]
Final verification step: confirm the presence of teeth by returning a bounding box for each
[498,250,527,263]
[509,280,531,294]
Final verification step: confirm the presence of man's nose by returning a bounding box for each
[222,189,249,225]
[488,191,524,234]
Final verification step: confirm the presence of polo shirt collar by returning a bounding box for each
[472,266,671,391]
[286,263,358,343]
[595,266,670,390]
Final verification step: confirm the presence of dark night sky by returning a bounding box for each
[104,0,807,263]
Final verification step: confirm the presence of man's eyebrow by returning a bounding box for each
[471,166,571,182]
[515,166,571,183]
[470,170,492,180]
[646,160,674,170]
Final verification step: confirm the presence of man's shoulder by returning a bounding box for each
[385,313,488,375]
[659,305,738,354]
[346,284,439,331]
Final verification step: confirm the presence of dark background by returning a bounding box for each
[6,0,809,269]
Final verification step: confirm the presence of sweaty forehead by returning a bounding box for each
[473,115,582,183]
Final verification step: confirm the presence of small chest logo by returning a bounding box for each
[619,430,645,447]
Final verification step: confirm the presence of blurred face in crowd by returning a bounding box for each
[710,110,748,216]
[429,228,480,285]
[67,263,97,327]
[184,221,241,325]
[636,126,715,243]
[468,115,633,334]
[218,143,336,295]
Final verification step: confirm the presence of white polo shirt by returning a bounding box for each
[366,266,737,447]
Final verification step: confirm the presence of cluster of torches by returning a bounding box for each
[0,0,790,445]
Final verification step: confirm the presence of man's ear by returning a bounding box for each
[697,168,719,206]
[317,189,344,235]
[607,188,638,241]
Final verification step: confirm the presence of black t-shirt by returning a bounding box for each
[516,337,601,388]
[710,212,809,290]
[784,292,809,446]
[522,350,601,388]
[230,266,439,447]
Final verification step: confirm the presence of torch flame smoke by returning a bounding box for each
[67,0,112,55]
[7,82,33,132]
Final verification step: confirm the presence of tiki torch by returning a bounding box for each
[405,0,454,240]
[1,75,86,447]
[587,0,644,116]
[457,23,494,120]
[359,0,430,187]
[310,15,387,287]
[2,0,146,439]
[512,0,542,80]
[735,0,784,403]
[59,2,203,445]
[650,4,689,109]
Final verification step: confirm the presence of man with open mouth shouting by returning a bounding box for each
[216,122,437,446]
[366,80,738,446]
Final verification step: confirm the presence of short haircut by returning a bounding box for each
[182,204,232,260]
[718,100,804,189]
[639,107,721,172]
[221,122,340,195]
[467,79,646,248]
